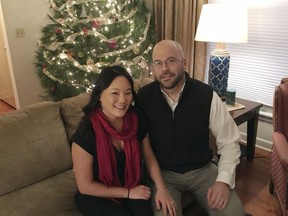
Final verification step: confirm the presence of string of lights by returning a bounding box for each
[35,0,157,101]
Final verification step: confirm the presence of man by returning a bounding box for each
[137,40,245,216]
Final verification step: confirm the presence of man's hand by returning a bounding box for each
[207,182,230,211]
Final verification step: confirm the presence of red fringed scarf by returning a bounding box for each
[90,109,141,189]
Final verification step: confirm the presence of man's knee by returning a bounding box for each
[208,191,245,216]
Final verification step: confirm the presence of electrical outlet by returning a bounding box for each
[15,28,25,38]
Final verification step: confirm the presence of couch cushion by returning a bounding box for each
[60,93,90,140]
[0,170,82,216]
[60,80,155,141]
[0,102,72,196]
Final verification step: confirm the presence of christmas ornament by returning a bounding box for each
[82,27,88,36]
[55,28,62,35]
[139,58,148,68]
[91,20,101,28]
[77,51,84,57]
[133,46,140,54]
[50,85,56,93]
[108,40,117,49]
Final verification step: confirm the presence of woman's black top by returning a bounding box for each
[71,118,126,186]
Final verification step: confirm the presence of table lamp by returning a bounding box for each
[195,4,248,98]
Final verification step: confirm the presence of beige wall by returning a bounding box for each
[0,4,15,107]
[0,0,49,108]
[239,118,273,152]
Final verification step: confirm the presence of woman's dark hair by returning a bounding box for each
[82,65,136,116]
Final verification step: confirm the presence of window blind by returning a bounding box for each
[205,0,288,107]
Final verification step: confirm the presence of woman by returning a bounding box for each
[71,66,153,216]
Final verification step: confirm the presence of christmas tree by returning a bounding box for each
[35,0,157,101]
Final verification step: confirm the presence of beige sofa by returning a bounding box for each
[0,77,200,216]
[0,92,91,216]
[0,78,156,216]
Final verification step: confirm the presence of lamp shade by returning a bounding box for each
[195,4,248,43]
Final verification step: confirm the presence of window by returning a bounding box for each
[206,0,288,107]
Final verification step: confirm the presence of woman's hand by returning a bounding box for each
[155,188,177,216]
[128,185,151,200]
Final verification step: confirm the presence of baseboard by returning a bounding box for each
[240,132,272,152]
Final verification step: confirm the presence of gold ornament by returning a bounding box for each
[77,51,84,57]
[133,46,140,54]
[139,59,148,68]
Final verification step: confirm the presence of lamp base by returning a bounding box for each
[208,53,230,97]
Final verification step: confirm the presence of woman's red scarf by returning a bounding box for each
[89,109,141,189]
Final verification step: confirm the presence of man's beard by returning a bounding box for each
[159,72,183,89]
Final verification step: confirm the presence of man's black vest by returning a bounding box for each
[137,73,214,173]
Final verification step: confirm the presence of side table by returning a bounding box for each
[229,98,263,161]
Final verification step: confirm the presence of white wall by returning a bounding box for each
[0,0,50,108]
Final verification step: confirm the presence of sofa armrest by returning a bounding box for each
[273,131,288,166]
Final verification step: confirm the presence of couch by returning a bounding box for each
[0,92,91,216]
[0,77,203,216]
[269,77,288,216]
[0,75,159,216]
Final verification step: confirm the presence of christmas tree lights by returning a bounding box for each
[35,0,157,101]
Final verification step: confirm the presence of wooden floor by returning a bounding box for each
[236,147,282,216]
[0,100,282,215]
[0,99,15,114]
